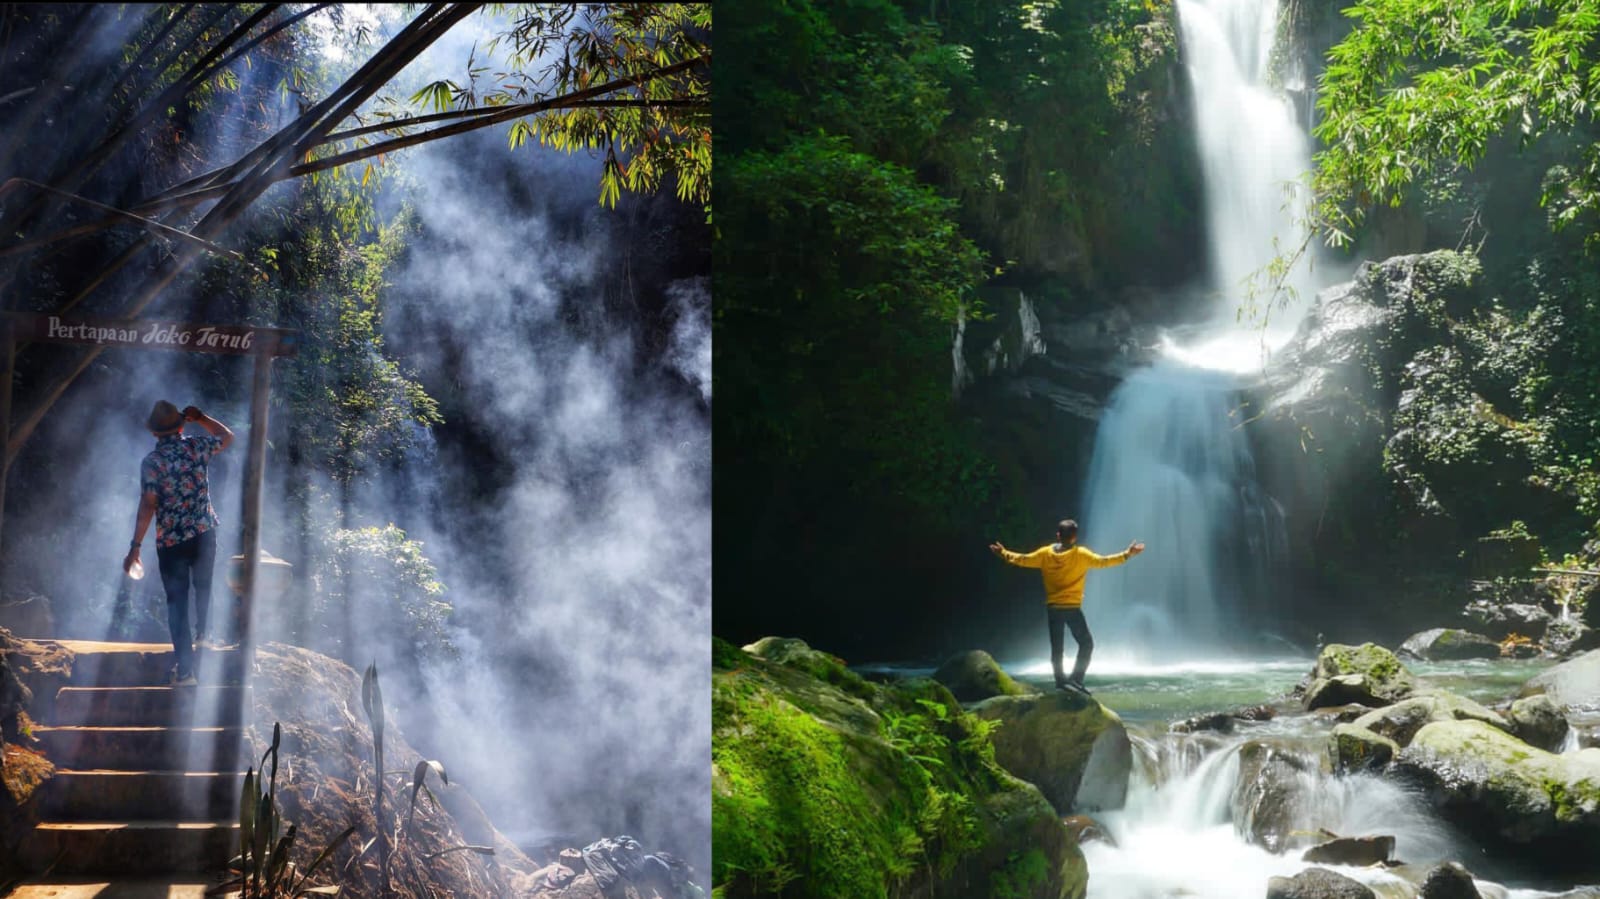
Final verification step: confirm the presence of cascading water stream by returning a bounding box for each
[1077,0,1311,665]
[1084,726,1484,899]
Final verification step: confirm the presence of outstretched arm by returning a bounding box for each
[184,405,233,452]
[1082,541,1146,569]
[989,542,1049,569]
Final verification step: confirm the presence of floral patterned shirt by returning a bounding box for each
[141,433,223,548]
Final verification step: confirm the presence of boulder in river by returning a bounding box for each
[972,690,1132,813]
[1347,690,1510,748]
[1266,867,1377,899]
[1329,723,1400,772]
[1399,628,1500,661]
[1505,694,1570,752]
[1304,643,1417,710]
[1233,740,1316,851]
[1392,719,1600,874]
[1517,648,1600,715]
[1417,861,1481,899]
[1301,834,1395,866]
[932,649,1034,703]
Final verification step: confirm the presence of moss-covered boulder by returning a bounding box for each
[1346,690,1509,750]
[1392,719,1600,874]
[1399,628,1500,661]
[969,691,1131,814]
[1519,648,1600,715]
[1304,644,1417,710]
[933,650,1034,703]
[712,638,1087,899]
[1329,723,1401,773]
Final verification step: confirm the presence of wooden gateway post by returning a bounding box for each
[1,313,298,648]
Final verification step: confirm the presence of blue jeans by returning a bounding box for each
[156,529,216,678]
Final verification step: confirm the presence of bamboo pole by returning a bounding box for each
[236,342,274,652]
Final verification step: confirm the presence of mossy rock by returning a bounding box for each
[1347,690,1509,749]
[1305,643,1416,710]
[970,692,1131,814]
[934,650,1034,703]
[1329,723,1400,773]
[712,641,1086,898]
[742,636,873,700]
[1392,719,1600,874]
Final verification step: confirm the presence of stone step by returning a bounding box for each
[13,821,238,875]
[38,770,244,821]
[51,685,251,728]
[52,641,247,688]
[5,877,217,898]
[32,726,244,772]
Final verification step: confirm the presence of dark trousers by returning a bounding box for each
[1047,606,1094,685]
[156,528,216,677]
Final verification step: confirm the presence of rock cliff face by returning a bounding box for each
[1243,251,1590,641]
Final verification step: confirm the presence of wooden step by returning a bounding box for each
[52,641,247,688]
[51,685,251,728]
[37,770,244,821]
[13,820,238,875]
[32,726,244,772]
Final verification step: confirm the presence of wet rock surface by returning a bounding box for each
[1300,834,1395,866]
[1233,740,1315,851]
[1417,862,1482,899]
[1391,719,1600,874]
[1266,867,1377,899]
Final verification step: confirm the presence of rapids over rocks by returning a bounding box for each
[868,652,1600,899]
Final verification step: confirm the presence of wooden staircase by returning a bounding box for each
[13,641,250,877]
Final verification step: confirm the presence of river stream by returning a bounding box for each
[862,657,1598,898]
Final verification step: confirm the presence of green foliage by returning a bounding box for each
[375,5,711,208]
[1314,0,1600,247]
[716,135,992,524]
[308,526,453,667]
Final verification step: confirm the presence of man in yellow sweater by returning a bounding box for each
[990,519,1145,693]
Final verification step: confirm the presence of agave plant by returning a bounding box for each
[211,722,357,898]
[354,663,492,891]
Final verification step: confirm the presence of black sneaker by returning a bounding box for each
[1065,679,1092,695]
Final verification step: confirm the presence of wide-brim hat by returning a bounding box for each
[146,400,183,434]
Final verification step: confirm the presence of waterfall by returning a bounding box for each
[1086,730,1474,899]
[1075,0,1310,665]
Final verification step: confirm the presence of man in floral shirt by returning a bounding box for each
[122,400,233,685]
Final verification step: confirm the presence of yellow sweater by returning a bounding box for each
[1000,543,1132,608]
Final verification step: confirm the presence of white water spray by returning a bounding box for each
[1086,730,1475,899]
[1077,0,1312,663]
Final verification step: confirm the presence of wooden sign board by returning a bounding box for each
[14,313,298,357]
